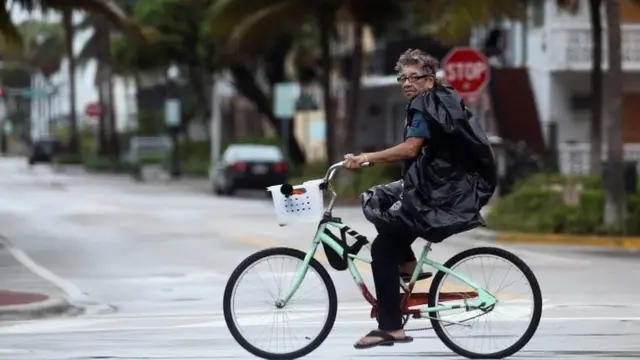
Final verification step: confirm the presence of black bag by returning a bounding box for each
[321,234,349,271]
[320,225,369,271]
[360,86,497,243]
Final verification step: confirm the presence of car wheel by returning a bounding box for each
[223,186,236,196]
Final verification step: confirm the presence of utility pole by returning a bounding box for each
[210,74,221,177]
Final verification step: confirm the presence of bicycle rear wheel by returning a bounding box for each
[223,247,338,359]
[428,247,543,359]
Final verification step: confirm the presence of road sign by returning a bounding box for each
[164,99,181,127]
[442,47,490,95]
[85,102,101,118]
[273,82,300,119]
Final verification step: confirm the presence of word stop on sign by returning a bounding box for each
[444,62,487,82]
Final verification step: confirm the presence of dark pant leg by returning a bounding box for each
[370,230,416,331]
[398,244,416,265]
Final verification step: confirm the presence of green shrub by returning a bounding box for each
[53,153,83,165]
[83,155,133,174]
[487,173,640,236]
[486,187,568,233]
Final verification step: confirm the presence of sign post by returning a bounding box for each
[164,98,181,178]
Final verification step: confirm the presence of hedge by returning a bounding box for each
[486,173,640,236]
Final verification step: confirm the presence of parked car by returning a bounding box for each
[212,144,288,196]
[28,138,61,165]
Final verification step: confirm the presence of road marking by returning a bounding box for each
[2,314,640,335]
[0,235,108,311]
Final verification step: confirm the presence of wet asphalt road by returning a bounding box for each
[0,158,639,359]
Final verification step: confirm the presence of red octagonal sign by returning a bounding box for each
[85,102,101,118]
[442,47,490,96]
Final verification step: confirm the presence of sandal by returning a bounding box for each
[353,330,414,349]
[400,271,433,282]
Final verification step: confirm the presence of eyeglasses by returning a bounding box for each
[396,74,430,83]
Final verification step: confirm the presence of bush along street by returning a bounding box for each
[487,173,640,236]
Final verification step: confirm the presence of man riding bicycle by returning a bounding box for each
[344,48,495,349]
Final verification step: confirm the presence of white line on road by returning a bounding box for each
[1,316,639,335]
[0,235,104,309]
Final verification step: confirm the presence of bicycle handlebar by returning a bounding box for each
[323,160,373,183]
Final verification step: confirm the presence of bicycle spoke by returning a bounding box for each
[225,251,334,357]
[428,248,542,358]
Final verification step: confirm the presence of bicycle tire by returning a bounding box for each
[223,247,338,359]
[428,247,543,359]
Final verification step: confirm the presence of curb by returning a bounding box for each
[485,231,640,250]
[0,295,76,321]
[468,227,497,241]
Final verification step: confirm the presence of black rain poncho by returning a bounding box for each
[360,86,498,243]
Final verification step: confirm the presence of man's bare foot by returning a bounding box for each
[354,329,413,349]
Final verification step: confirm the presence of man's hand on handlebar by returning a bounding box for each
[343,153,370,169]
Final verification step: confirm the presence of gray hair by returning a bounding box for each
[394,48,440,79]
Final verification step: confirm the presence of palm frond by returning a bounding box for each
[0,5,23,46]
[217,0,310,58]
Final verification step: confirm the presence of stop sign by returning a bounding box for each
[442,47,490,95]
[85,102,101,118]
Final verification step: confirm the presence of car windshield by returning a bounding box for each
[225,145,283,162]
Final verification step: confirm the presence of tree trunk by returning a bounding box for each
[107,67,119,159]
[338,20,364,190]
[97,62,108,155]
[604,0,626,226]
[318,6,336,164]
[62,10,79,154]
[228,64,306,165]
[347,21,363,151]
[588,0,603,175]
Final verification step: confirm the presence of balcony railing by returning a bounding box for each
[548,25,640,71]
[558,142,640,175]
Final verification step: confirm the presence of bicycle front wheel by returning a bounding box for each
[223,247,338,359]
[428,247,543,359]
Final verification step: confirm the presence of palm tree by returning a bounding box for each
[603,0,625,226]
[1,0,140,45]
[73,0,144,158]
[61,10,79,154]
[3,0,144,157]
[0,20,64,141]
[208,0,408,162]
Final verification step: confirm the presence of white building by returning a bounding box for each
[486,0,640,174]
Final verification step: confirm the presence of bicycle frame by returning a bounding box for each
[276,160,499,318]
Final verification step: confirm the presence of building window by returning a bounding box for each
[531,0,545,27]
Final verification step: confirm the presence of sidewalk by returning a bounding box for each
[0,239,74,321]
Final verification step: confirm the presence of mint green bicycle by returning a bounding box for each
[223,161,542,359]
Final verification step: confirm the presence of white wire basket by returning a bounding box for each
[266,179,325,226]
